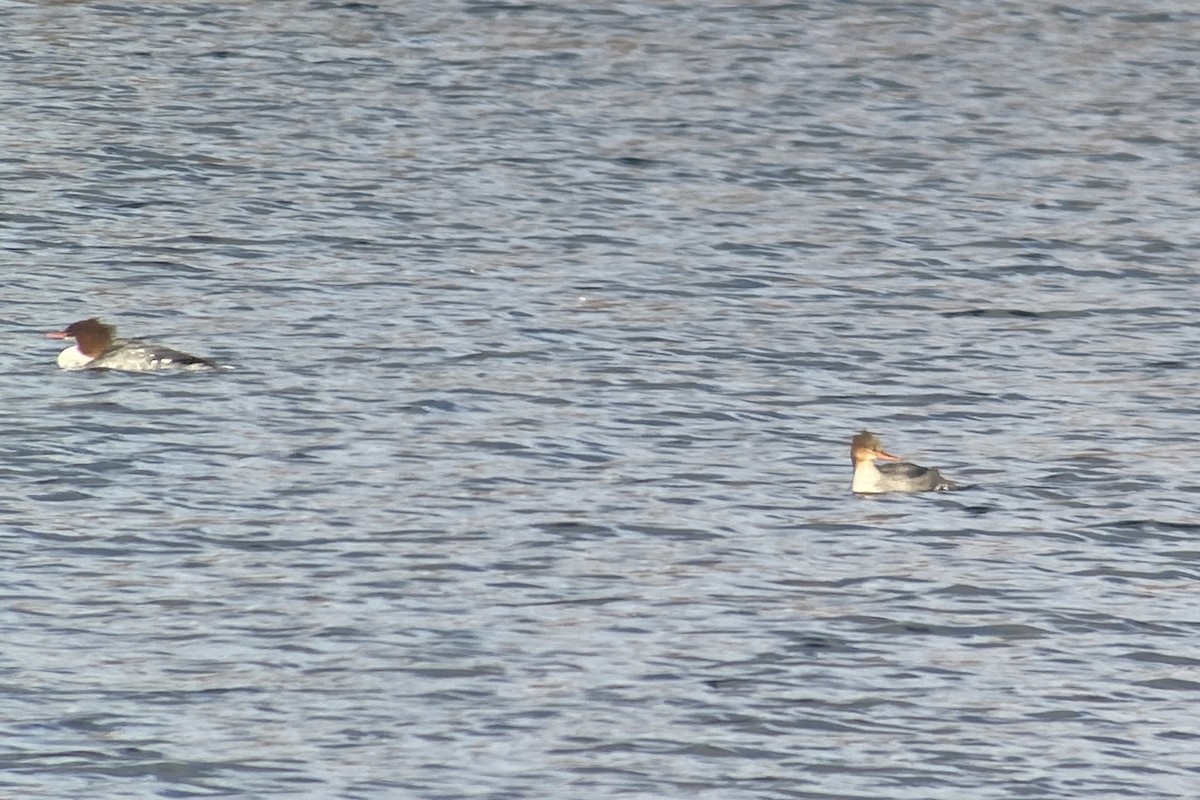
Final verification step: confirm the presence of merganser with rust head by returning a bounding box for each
[47,318,218,372]
[850,430,957,493]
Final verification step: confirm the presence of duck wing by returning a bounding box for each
[878,462,935,480]
[877,461,957,491]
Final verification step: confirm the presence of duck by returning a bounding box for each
[850,430,957,493]
[46,318,218,372]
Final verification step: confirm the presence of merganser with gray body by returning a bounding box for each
[47,318,218,372]
[850,430,957,493]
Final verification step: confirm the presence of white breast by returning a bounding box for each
[57,345,95,370]
[851,462,884,493]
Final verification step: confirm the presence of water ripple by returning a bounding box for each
[3,1,1200,798]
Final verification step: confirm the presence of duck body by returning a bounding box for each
[48,318,218,373]
[850,430,957,493]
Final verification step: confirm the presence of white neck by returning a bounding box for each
[57,345,94,370]
[851,459,884,493]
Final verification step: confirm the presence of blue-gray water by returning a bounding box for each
[3,2,1200,798]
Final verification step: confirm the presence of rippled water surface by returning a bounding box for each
[4,1,1200,798]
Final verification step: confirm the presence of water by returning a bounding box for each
[2,1,1200,798]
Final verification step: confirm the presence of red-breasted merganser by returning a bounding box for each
[850,430,957,493]
[46,318,218,372]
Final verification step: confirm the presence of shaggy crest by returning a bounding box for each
[851,430,884,451]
